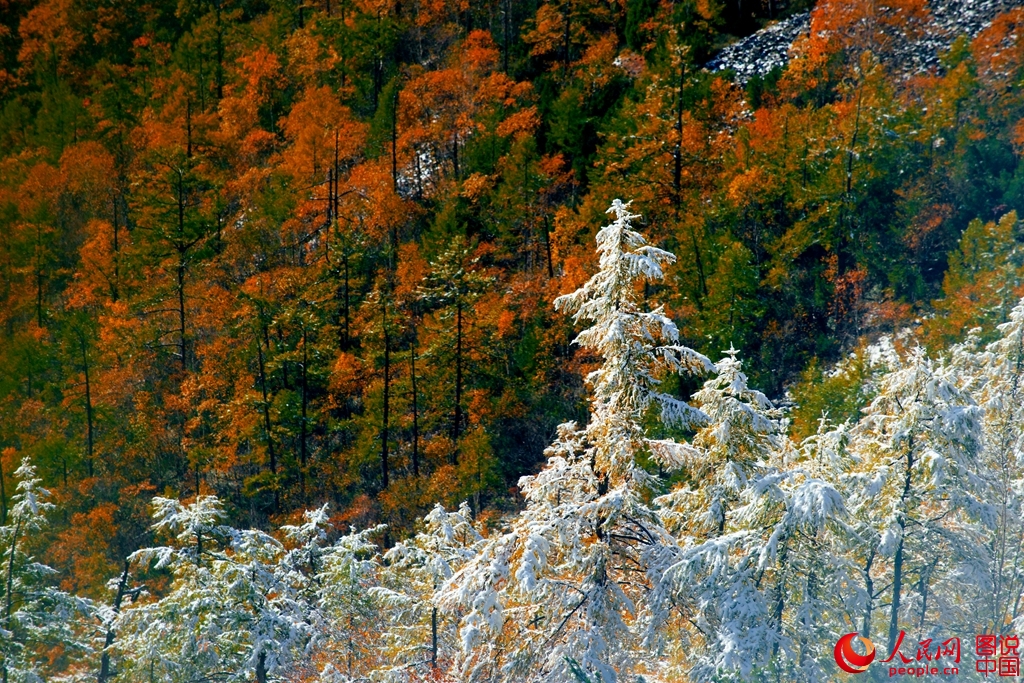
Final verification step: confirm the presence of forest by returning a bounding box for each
[2,0,1024,679]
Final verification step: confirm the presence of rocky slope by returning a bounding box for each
[707,0,1020,84]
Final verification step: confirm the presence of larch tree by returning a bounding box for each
[418,236,494,466]
[845,341,991,654]
[306,519,388,682]
[114,496,315,683]
[765,422,856,683]
[650,349,796,680]
[0,459,93,683]
[659,348,783,540]
[374,503,482,676]
[132,145,218,375]
[973,298,1024,632]
[441,199,713,683]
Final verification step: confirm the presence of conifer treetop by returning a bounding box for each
[554,199,713,480]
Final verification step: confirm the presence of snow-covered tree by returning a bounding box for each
[845,344,991,655]
[0,459,93,683]
[440,199,713,682]
[114,496,315,683]
[971,298,1024,633]
[764,421,855,682]
[372,503,481,679]
[650,349,791,680]
[308,520,387,681]
[658,347,782,540]
[728,417,853,683]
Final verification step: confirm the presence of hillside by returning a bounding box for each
[2,0,1024,678]
[710,0,1020,82]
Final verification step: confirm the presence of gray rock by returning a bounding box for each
[707,0,1021,84]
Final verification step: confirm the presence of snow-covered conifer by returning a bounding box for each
[310,521,387,680]
[0,459,93,683]
[372,503,481,679]
[441,199,713,683]
[658,347,782,538]
[115,496,314,683]
[745,421,851,683]
[972,298,1024,632]
[650,349,791,680]
[845,344,990,655]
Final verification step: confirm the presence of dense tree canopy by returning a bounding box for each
[2,0,1024,679]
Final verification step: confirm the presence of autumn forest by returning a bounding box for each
[3,0,1024,679]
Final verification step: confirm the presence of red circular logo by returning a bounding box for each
[835,632,876,674]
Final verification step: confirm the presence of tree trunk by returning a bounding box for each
[340,254,350,349]
[81,334,95,478]
[414,145,423,198]
[2,229,12,336]
[431,605,438,668]
[918,563,933,630]
[839,86,863,272]
[770,537,788,657]
[862,548,874,638]
[888,448,914,654]
[672,65,708,303]
[256,651,267,683]
[453,298,463,464]
[452,132,459,180]
[801,565,818,666]
[562,0,571,80]
[177,252,187,372]
[186,98,193,159]
[326,169,333,229]
[215,2,224,100]
[98,560,130,683]
[333,130,340,222]
[410,332,420,477]
[35,224,44,328]
[111,195,120,302]
[300,325,308,502]
[0,457,6,525]
[673,62,685,207]
[543,215,555,278]
[256,330,278,512]
[689,223,708,303]
[502,0,511,74]
[381,300,390,489]
[391,88,399,191]
[176,172,188,373]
